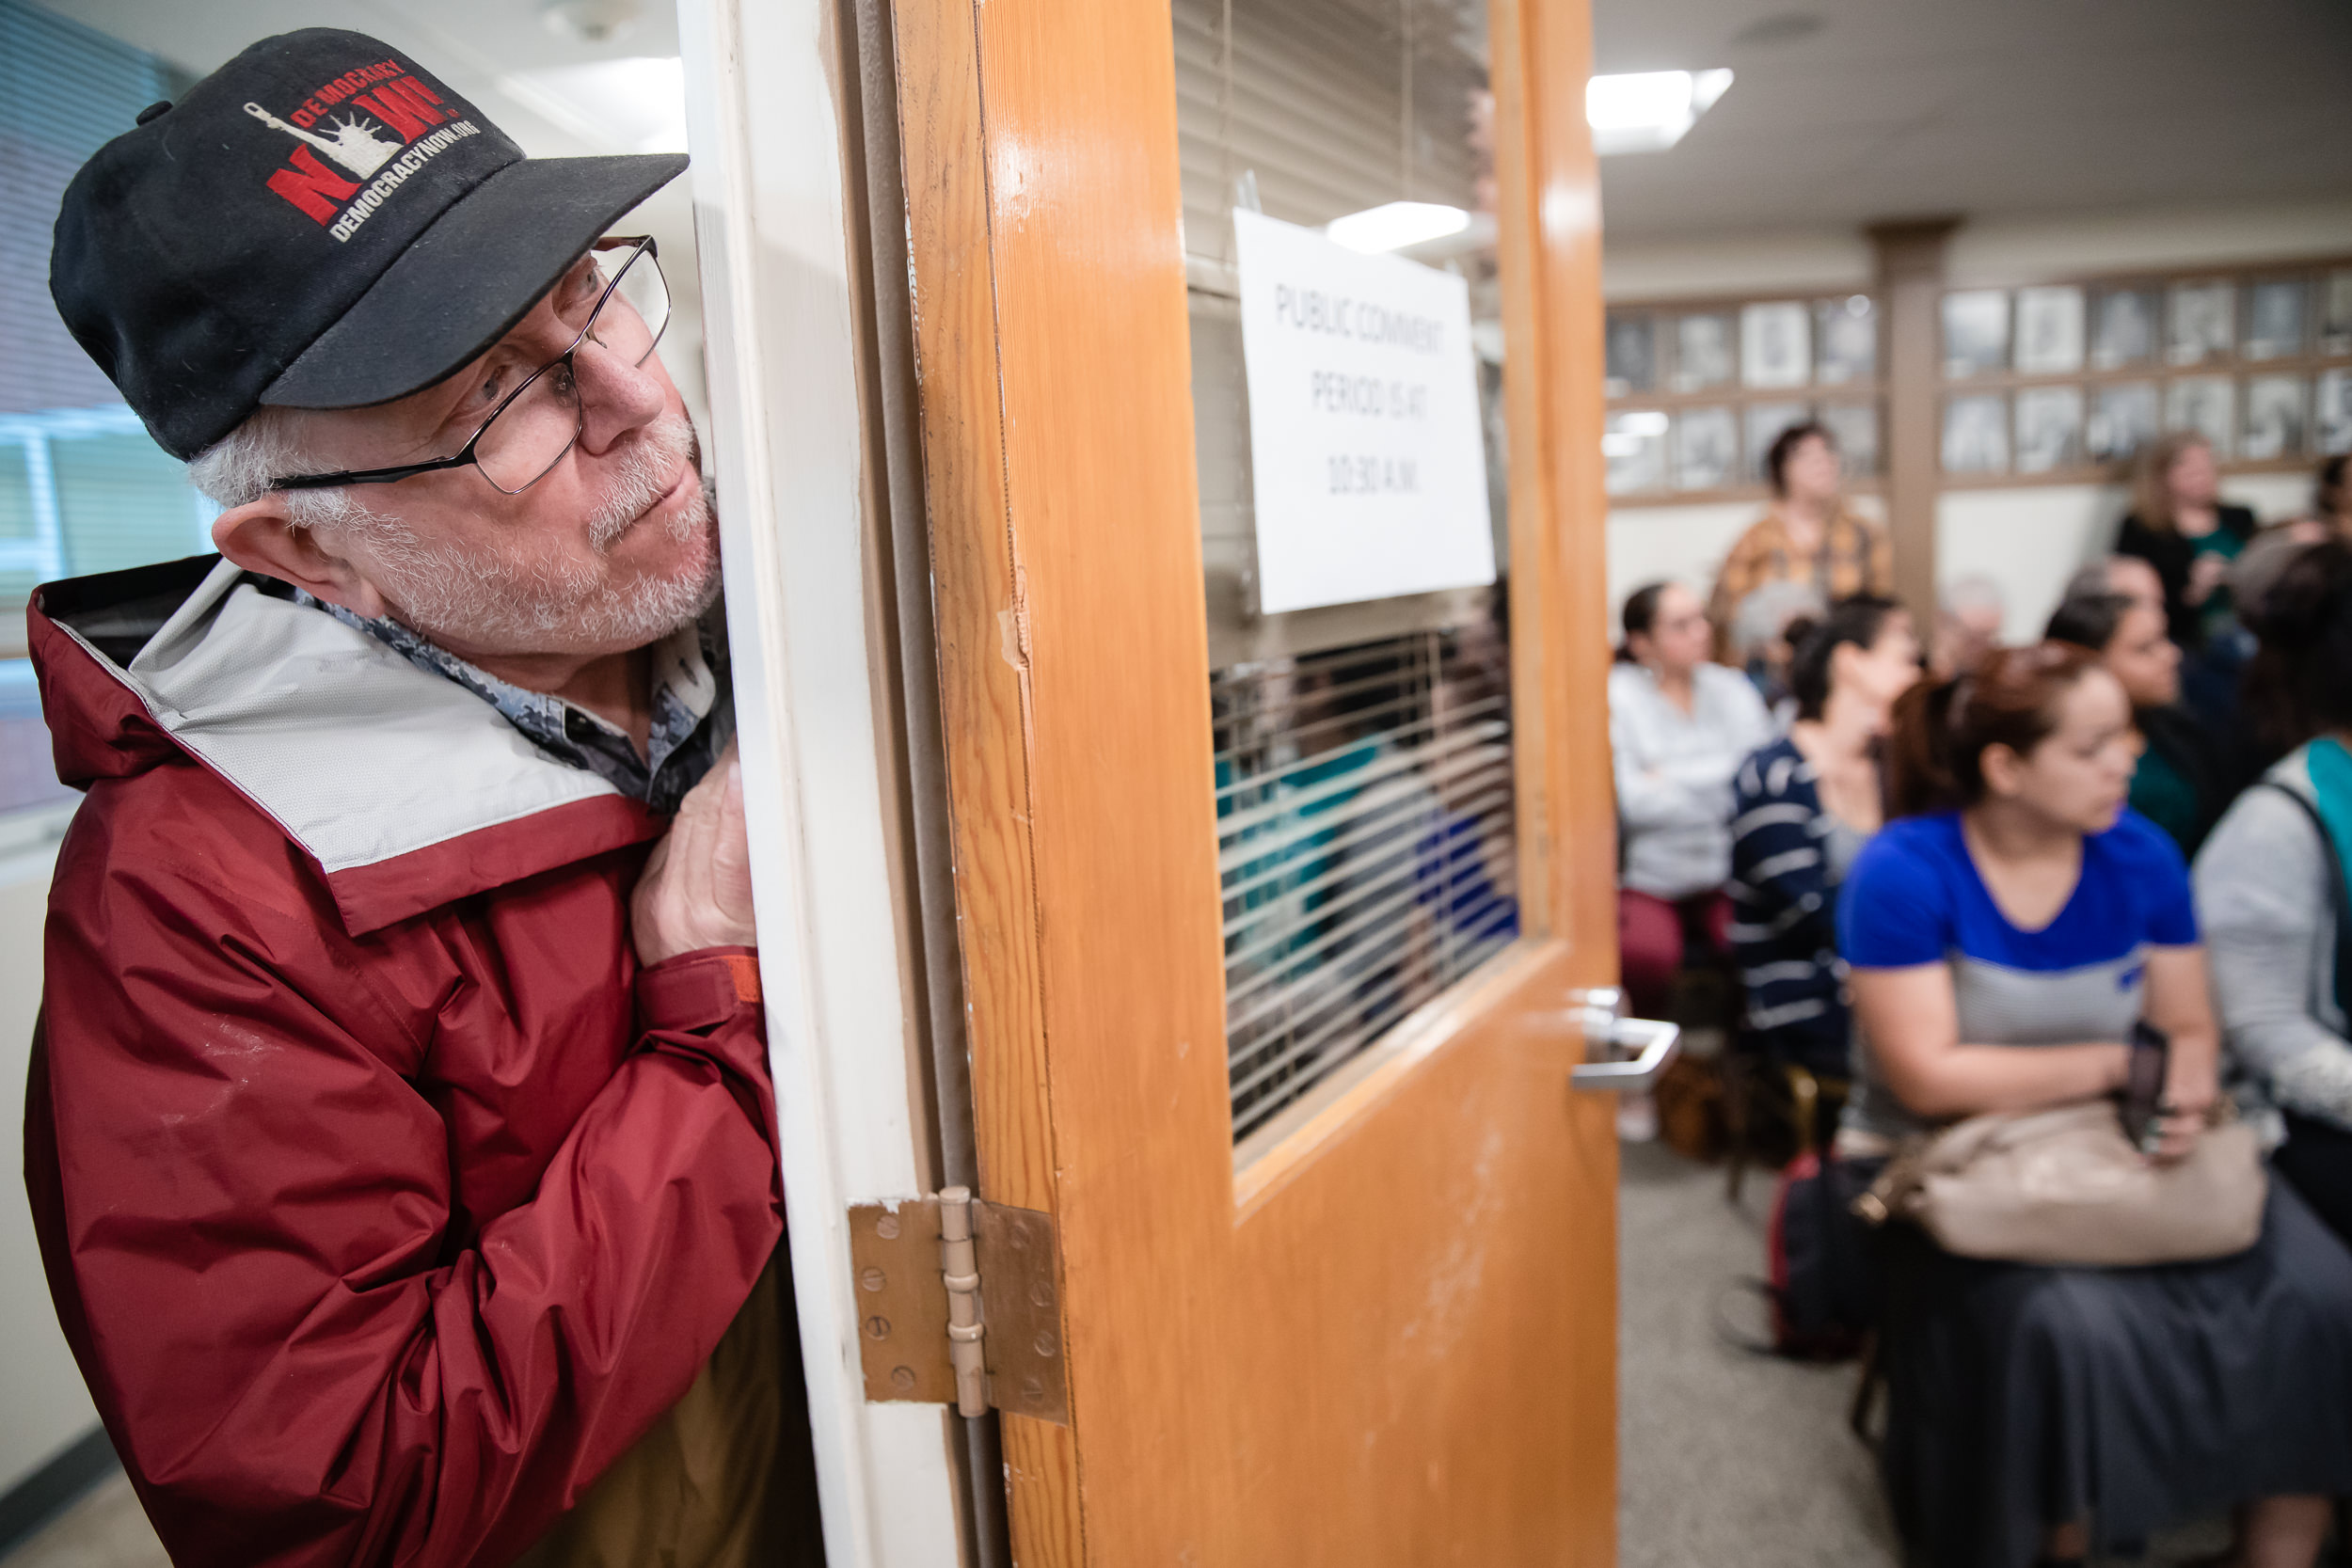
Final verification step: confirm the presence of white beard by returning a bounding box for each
[338,417,721,653]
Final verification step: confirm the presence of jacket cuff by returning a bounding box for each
[635,947,763,1035]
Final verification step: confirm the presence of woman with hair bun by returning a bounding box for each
[2201,538,2352,1247]
[1838,643,2352,1568]
[1726,595,1915,1081]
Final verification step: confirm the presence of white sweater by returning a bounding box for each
[1608,661,1773,900]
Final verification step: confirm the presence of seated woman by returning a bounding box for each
[2043,589,2221,855]
[2201,539,2352,1247]
[1840,641,2352,1568]
[1728,596,1916,1081]
[1610,579,1772,1036]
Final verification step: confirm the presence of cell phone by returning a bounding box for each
[2119,1019,2170,1154]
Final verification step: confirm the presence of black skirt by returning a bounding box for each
[1878,1177,2352,1568]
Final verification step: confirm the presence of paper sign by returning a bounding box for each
[1232,208,1497,615]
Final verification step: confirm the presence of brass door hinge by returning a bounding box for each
[846,1186,1068,1425]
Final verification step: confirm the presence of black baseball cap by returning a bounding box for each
[49,29,687,460]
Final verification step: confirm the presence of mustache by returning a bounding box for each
[585,418,700,549]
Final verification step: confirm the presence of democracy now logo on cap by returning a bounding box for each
[241,58,486,242]
[50,28,686,460]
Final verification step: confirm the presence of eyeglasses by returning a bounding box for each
[270,235,671,497]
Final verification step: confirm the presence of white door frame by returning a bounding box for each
[677,1,968,1561]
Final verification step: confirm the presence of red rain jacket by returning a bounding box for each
[23,557,786,1566]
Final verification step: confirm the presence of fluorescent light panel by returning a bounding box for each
[1325,200,1473,254]
[1586,69,1732,154]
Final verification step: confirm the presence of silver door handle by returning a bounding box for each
[1570,1016,1681,1092]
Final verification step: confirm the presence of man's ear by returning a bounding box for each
[212,499,389,620]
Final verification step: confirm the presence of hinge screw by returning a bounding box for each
[860,1266,887,1292]
[891,1366,917,1392]
[876,1213,901,1239]
[1033,1330,1057,1358]
[865,1316,891,1339]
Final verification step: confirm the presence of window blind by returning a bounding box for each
[1216,626,1518,1142]
[1171,0,1486,270]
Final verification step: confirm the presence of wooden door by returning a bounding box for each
[889,0,1620,1560]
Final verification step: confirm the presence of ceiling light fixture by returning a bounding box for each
[539,0,642,44]
[1325,200,1473,254]
[1585,69,1733,155]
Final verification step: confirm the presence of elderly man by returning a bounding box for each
[27,29,812,1567]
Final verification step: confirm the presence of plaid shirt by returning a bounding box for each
[298,593,732,816]
[1705,504,1895,644]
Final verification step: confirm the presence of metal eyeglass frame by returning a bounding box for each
[268,235,666,497]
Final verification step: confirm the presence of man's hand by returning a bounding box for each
[631,741,756,966]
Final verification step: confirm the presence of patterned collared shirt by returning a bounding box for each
[1705,503,1895,656]
[298,593,733,816]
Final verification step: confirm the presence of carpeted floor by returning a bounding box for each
[1617,1136,1902,1568]
[1616,1137,2242,1568]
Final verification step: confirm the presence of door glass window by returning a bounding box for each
[1175,0,1518,1144]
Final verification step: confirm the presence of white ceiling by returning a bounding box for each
[1592,0,2352,242]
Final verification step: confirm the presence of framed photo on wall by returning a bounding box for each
[2241,375,2307,461]
[2014,386,2085,474]
[2244,280,2307,361]
[1604,410,1670,494]
[2089,382,2160,462]
[1942,393,2010,474]
[2092,287,2158,370]
[2324,273,2352,357]
[1675,312,1735,391]
[1942,290,2009,377]
[1606,313,1657,397]
[1818,402,1880,476]
[2014,286,2086,375]
[2167,375,2235,456]
[1676,405,1739,489]
[1740,303,1811,388]
[2316,369,2352,455]
[1815,295,1876,385]
[1606,254,2351,502]
[2168,280,2235,365]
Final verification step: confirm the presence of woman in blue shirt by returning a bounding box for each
[1839,641,2352,1568]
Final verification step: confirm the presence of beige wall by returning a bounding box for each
[0,814,100,1497]
[1600,197,2352,641]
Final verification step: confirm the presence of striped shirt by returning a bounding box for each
[1727,737,1864,1073]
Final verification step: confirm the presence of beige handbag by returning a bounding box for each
[1855,1099,2266,1267]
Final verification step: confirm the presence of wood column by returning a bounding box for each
[1869,217,1961,625]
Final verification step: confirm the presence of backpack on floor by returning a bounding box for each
[1756,1150,1878,1359]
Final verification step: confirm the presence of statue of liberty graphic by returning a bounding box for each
[244,102,401,177]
